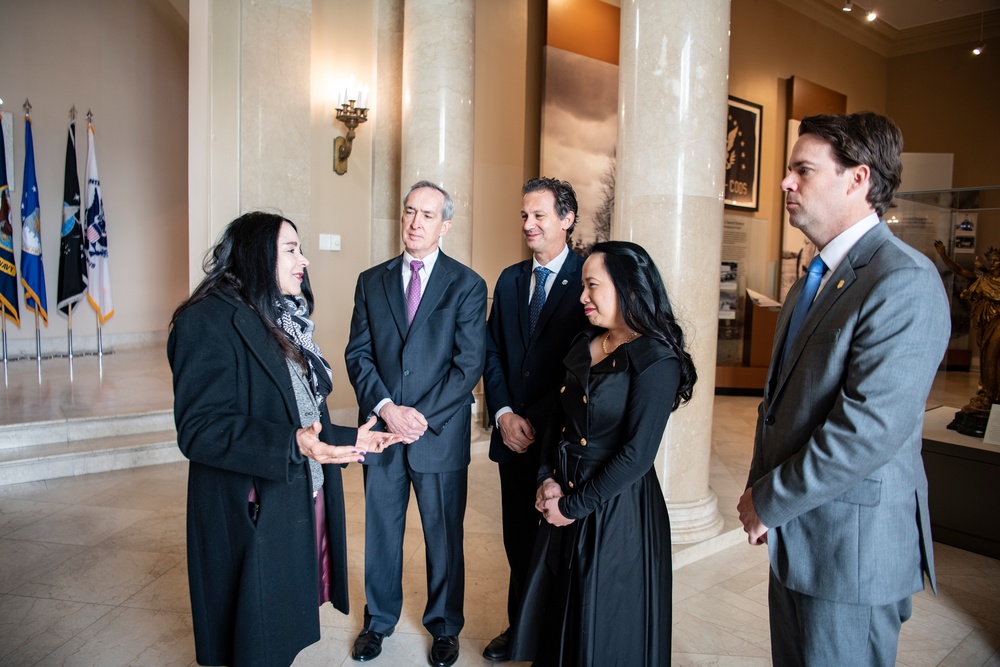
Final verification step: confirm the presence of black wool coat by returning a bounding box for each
[168,292,356,667]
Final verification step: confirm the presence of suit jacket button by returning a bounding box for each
[560,386,566,393]
[764,415,774,425]
[582,395,588,404]
[580,438,587,446]
[403,370,411,376]
[524,371,531,377]
[568,481,575,488]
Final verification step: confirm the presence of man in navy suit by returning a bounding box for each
[738,113,950,665]
[345,181,487,667]
[481,178,588,662]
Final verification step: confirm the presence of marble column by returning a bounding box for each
[616,0,731,543]
[239,0,312,231]
[400,0,475,266]
[371,0,405,265]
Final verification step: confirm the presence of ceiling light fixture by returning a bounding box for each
[973,13,985,55]
[866,10,877,22]
[842,0,853,12]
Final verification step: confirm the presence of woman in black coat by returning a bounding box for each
[168,212,397,667]
[510,241,697,666]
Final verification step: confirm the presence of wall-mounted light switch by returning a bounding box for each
[318,234,342,251]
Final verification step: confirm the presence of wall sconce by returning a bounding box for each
[333,84,369,175]
[842,1,852,12]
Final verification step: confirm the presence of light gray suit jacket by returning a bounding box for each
[747,222,950,606]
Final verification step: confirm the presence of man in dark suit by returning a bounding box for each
[345,181,487,667]
[738,113,951,665]
[481,178,588,662]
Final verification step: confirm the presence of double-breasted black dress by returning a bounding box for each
[168,292,356,667]
[510,330,680,666]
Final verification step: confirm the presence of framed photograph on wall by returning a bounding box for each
[724,96,763,211]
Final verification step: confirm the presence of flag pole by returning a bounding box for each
[2,309,8,386]
[34,309,41,382]
[68,306,74,383]
[68,106,77,363]
[67,307,74,358]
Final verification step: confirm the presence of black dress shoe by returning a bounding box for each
[352,628,392,662]
[429,635,460,667]
[482,627,511,662]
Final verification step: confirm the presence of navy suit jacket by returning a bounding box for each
[483,248,587,464]
[345,250,487,473]
[747,222,950,606]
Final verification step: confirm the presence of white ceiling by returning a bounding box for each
[848,0,1000,30]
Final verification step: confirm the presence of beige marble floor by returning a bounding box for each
[0,348,997,666]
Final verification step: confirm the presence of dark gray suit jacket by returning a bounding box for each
[483,249,587,463]
[747,222,950,606]
[344,250,487,473]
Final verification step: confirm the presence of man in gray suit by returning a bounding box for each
[738,112,950,666]
[345,181,487,667]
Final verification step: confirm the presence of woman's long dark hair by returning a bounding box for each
[590,241,696,411]
[169,211,308,364]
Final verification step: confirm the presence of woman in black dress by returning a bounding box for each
[168,212,399,666]
[510,241,696,666]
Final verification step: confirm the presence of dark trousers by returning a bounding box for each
[499,450,542,626]
[768,568,911,666]
[362,459,468,637]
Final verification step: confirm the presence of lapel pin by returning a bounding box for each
[561,279,568,285]
[837,280,845,289]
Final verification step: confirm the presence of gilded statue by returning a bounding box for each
[934,240,1000,417]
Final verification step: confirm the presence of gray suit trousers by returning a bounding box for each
[768,568,912,666]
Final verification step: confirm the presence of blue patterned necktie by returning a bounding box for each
[782,255,828,365]
[528,266,552,335]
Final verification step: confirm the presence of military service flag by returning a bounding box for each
[0,114,18,327]
[85,121,113,325]
[20,114,48,326]
[57,118,87,316]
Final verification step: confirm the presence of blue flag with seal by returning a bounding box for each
[57,118,87,316]
[0,112,19,327]
[20,113,47,326]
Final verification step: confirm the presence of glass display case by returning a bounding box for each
[891,186,1000,369]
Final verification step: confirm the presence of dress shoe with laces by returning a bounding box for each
[352,628,392,662]
[482,627,511,662]
[429,635,460,667]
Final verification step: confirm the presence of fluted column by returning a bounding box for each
[400,0,475,265]
[616,0,730,543]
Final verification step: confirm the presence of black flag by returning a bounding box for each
[57,118,87,316]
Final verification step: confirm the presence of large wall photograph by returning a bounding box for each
[540,46,617,254]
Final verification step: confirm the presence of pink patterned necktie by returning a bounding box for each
[406,260,424,325]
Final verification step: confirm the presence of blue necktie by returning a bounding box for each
[782,255,828,364]
[528,267,552,335]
